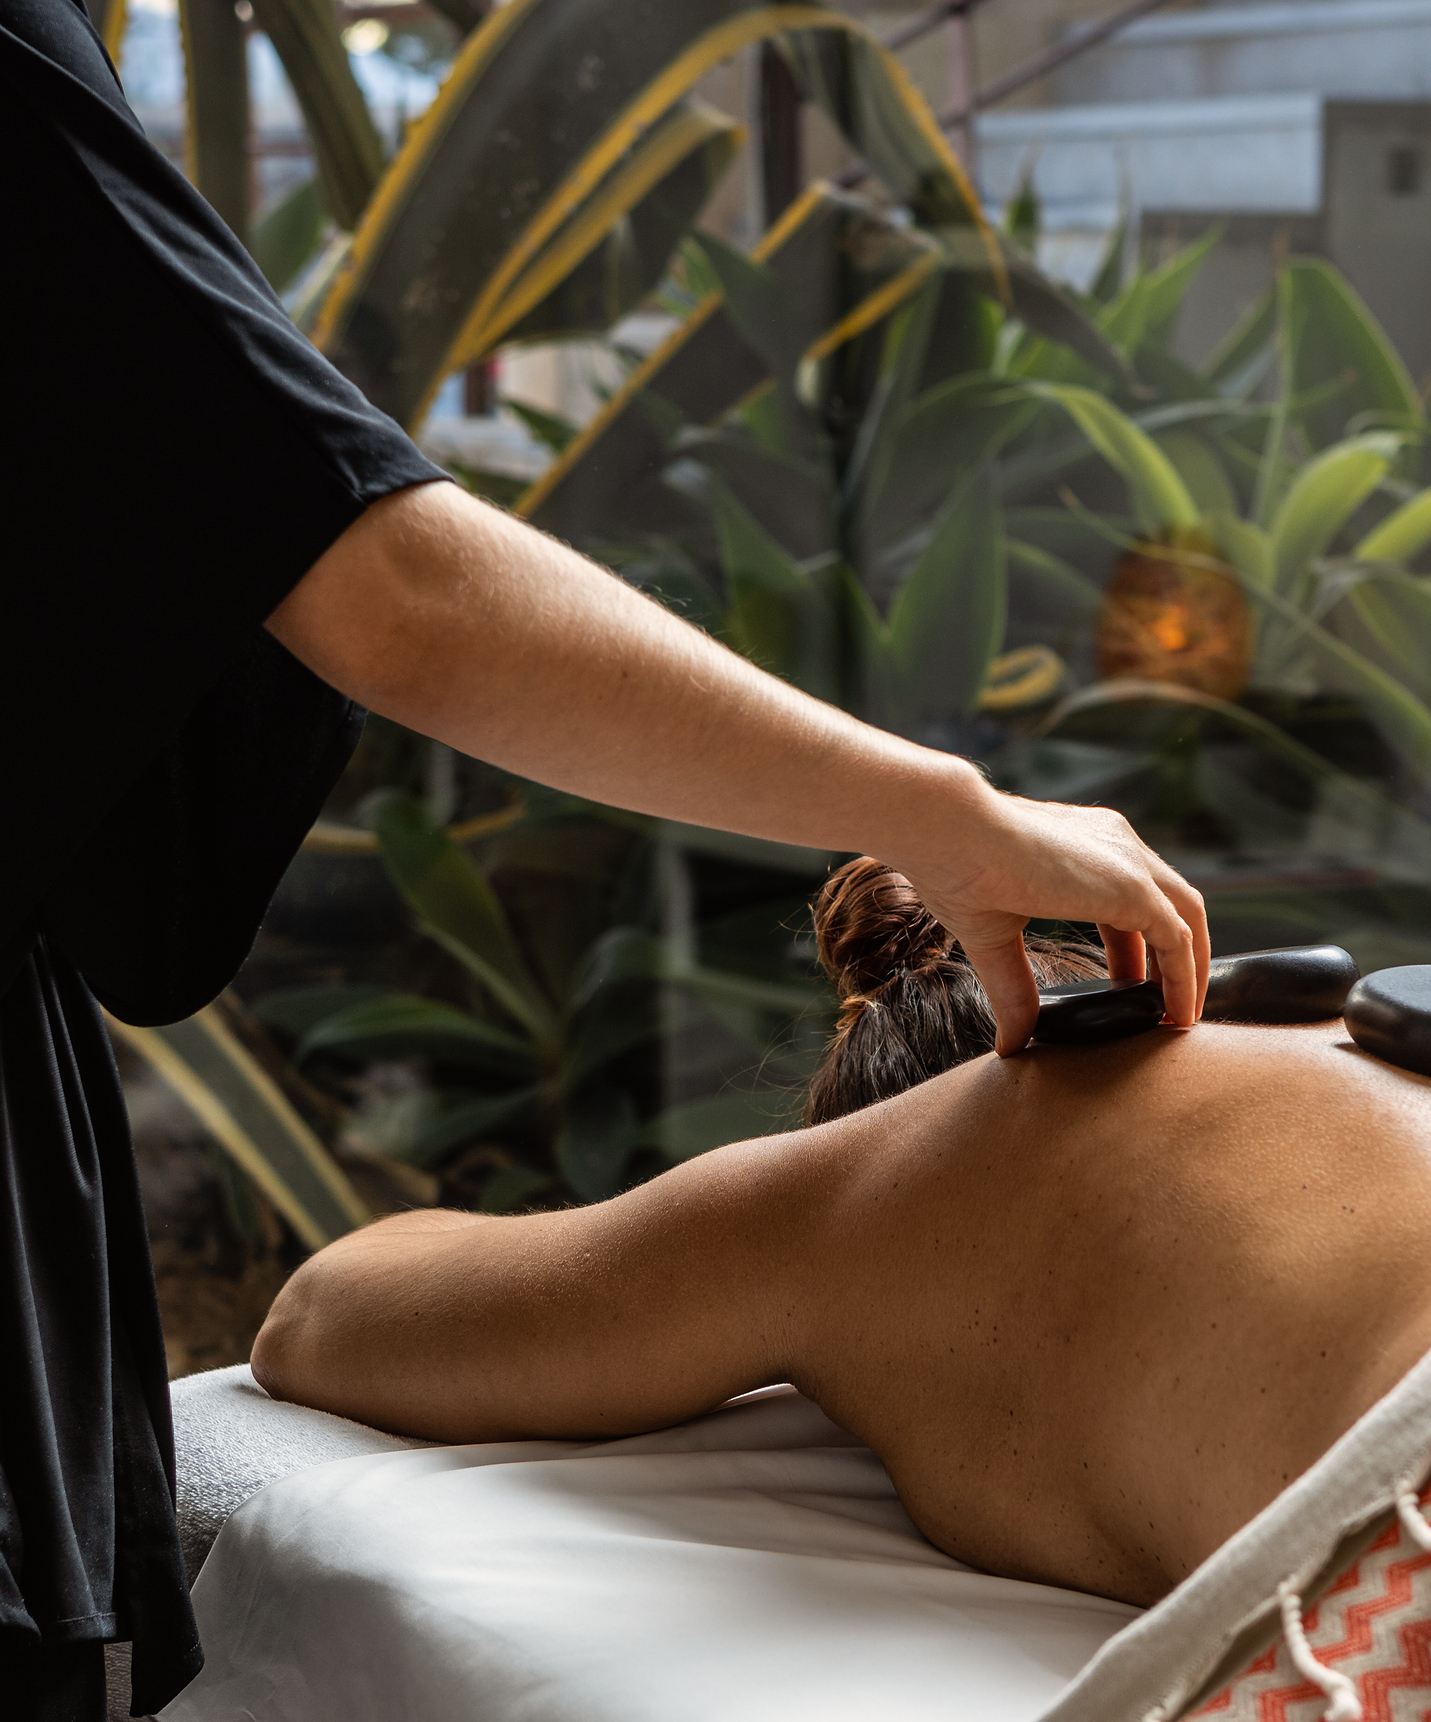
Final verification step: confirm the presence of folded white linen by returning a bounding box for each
[161,1382,1139,1722]
[168,1363,432,1586]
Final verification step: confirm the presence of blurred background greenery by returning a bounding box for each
[100,0,1431,1368]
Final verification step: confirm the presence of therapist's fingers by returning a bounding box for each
[1127,867,1207,1027]
[1096,925,1147,985]
[958,933,1042,1059]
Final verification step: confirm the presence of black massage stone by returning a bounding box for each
[1033,978,1166,1045]
[1344,967,1431,1078]
[1201,944,1360,1023]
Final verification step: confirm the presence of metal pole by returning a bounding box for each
[947,4,976,173]
[942,0,1178,129]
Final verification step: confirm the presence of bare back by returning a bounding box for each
[799,1022,1431,1604]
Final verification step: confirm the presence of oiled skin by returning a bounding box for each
[253,1021,1431,1607]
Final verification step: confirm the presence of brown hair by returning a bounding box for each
[803,856,1108,1125]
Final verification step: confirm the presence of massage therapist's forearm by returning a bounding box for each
[267,484,980,858]
[266,482,1208,1046]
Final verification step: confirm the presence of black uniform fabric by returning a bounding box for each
[0,0,446,1710]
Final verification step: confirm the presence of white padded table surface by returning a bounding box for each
[161,1377,1138,1722]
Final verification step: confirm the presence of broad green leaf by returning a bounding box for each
[675,473,841,701]
[774,26,988,232]
[672,427,836,561]
[248,0,384,231]
[503,399,580,456]
[251,176,325,290]
[1156,430,1237,517]
[695,231,844,462]
[1322,569,1431,702]
[1201,284,1275,394]
[1097,272,1155,359]
[973,232,1135,384]
[998,396,1260,502]
[108,1005,368,1251]
[565,993,685,1093]
[178,0,249,238]
[841,271,943,515]
[524,187,890,544]
[1279,260,1420,450]
[840,560,900,723]
[1355,487,1431,564]
[1005,540,1102,618]
[1228,563,1431,774]
[1005,505,1137,567]
[888,474,1007,724]
[365,790,557,1042]
[570,926,820,1018]
[295,995,535,1072]
[1141,225,1222,340]
[525,199,1123,549]
[1041,677,1431,861]
[1088,205,1130,305]
[854,376,1034,573]
[1022,383,1199,535]
[1269,433,1400,593]
[1208,511,1275,591]
[674,232,810,386]
[401,1086,545,1168]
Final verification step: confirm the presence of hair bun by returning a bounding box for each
[812,856,951,999]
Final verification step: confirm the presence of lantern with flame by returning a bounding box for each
[1094,530,1251,701]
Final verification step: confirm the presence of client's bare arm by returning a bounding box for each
[264,481,1208,1050]
[251,1132,818,1444]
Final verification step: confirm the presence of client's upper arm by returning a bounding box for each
[251,1209,496,1431]
[251,1137,807,1446]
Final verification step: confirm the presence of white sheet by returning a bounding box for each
[162,1385,1138,1722]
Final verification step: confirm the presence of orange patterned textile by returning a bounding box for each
[1190,1494,1431,1722]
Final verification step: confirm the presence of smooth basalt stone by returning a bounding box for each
[1202,944,1360,1023]
[1033,977,1166,1045]
[1345,967,1431,1078]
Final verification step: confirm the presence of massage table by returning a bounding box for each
[115,1350,1431,1721]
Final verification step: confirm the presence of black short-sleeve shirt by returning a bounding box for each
[0,0,446,1709]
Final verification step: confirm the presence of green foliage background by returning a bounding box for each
[119,0,1431,1242]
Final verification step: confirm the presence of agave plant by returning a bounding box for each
[146,0,1035,424]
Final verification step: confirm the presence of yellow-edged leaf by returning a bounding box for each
[465,100,745,354]
[313,0,992,427]
[108,1005,368,1252]
[521,184,931,542]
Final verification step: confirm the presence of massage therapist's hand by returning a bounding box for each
[267,482,1209,1055]
[888,784,1209,1055]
